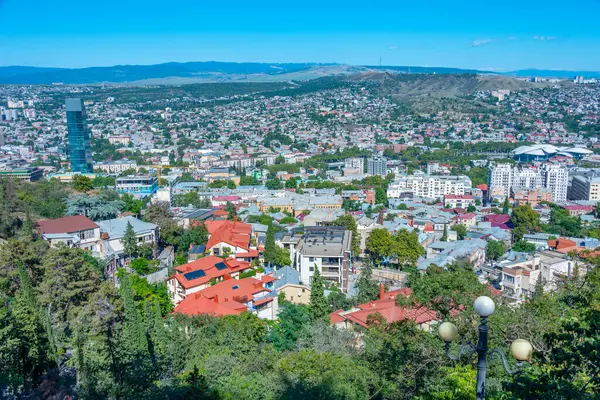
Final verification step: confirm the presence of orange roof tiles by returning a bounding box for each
[171,256,251,289]
[173,293,247,317]
[205,220,252,251]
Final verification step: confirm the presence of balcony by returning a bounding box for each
[321,267,340,277]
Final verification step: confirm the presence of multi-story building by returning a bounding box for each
[511,187,553,206]
[281,227,352,292]
[488,164,513,199]
[443,194,475,209]
[366,157,387,176]
[115,175,158,196]
[569,175,600,201]
[542,164,568,203]
[500,250,574,302]
[0,167,43,182]
[344,157,364,170]
[488,163,567,203]
[95,160,138,174]
[37,215,101,252]
[65,98,93,173]
[387,175,470,200]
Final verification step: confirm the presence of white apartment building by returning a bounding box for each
[387,175,470,200]
[95,160,138,174]
[280,227,352,292]
[542,164,568,203]
[570,175,600,201]
[488,164,568,202]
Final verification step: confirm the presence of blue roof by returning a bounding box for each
[274,266,300,289]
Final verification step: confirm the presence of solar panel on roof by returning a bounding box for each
[183,269,206,280]
[215,262,228,271]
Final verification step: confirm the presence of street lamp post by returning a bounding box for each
[438,296,533,400]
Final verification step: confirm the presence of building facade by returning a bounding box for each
[387,175,469,200]
[366,157,387,176]
[66,98,93,173]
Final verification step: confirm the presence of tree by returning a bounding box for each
[441,224,449,241]
[408,260,488,319]
[66,193,124,221]
[239,176,259,186]
[451,224,467,240]
[366,228,393,261]
[268,303,311,351]
[309,269,329,322]
[356,258,380,304]
[510,204,541,234]
[263,224,277,267]
[284,178,298,189]
[512,240,537,253]
[73,175,94,193]
[486,240,506,261]
[502,197,510,214]
[467,204,476,213]
[225,202,237,221]
[226,180,236,190]
[123,222,138,260]
[265,179,282,190]
[391,229,425,267]
[375,187,387,205]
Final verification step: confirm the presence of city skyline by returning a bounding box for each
[1,0,600,71]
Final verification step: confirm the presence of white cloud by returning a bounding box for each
[507,36,517,40]
[388,45,398,50]
[468,39,493,47]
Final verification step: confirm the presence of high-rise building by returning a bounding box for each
[542,164,568,203]
[0,130,5,146]
[66,98,93,173]
[570,175,600,201]
[488,163,568,203]
[387,175,471,200]
[366,157,387,176]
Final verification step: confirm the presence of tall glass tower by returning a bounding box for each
[66,98,93,173]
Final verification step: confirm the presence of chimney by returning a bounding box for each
[379,283,385,300]
[234,216,238,223]
[213,295,219,303]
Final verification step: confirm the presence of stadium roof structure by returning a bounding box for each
[513,144,592,161]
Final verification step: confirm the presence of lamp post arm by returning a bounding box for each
[489,348,522,375]
[445,342,477,361]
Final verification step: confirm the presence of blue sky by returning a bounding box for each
[1,0,600,70]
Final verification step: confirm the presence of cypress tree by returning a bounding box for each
[441,224,448,242]
[309,268,329,322]
[122,222,138,260]
[263,224,277,267]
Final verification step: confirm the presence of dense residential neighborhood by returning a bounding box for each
[2,76,600,399]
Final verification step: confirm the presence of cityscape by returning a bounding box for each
[2,1,600,399]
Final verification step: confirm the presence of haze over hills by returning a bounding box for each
[0,61,599,85]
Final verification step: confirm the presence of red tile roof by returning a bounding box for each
[483,214,512,229]
[173,293,247,317]
[37,215,99,234]
[205,220,252,251]
[330,287,439,328]
[171,256,251,289]
[199,277,270,304]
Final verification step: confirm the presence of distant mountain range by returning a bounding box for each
[0,61,598,84]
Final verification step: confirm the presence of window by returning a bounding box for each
[309,266,314,272]
[503,274,515,284]
[309,257,314,262]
